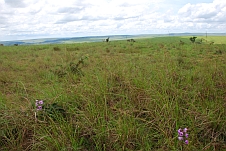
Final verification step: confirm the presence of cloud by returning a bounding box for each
[4,0,27,8]
[55,0,150,24]
[0,0,226,41]
[178,0,226,23]
[57,7,84,14]
[56,15,108,24]
[0,16,8,24]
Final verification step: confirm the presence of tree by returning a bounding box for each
[189,37,197,43]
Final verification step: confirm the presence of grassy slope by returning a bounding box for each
[0,37,226,150]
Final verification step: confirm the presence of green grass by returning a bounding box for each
[180,36,226,44]
[0,36,226,150]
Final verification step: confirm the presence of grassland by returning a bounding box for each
[0,36,226,151]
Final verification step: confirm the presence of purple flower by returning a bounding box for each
[185,133,189,138]
[178,127,189,144]
[35,100,39,106]
[185,140,189,144]
[179,132,183,137]
[39,100,43,105]
[178,137,183,141]
[37,106,42,111]
[35,100,44,111]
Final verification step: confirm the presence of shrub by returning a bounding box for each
[53,46,61,51]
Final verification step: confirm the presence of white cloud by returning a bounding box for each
[178,0,226,21]
[174,0,226,33]
[0,0,226,41]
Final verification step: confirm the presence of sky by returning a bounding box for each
[0,0,226,41]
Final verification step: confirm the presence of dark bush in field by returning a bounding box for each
[53,46,61,51]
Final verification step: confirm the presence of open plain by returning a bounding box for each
[0,36,226,150]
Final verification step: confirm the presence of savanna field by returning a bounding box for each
[0,36,226,151]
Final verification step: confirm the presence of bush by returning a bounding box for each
[53,47,61,51]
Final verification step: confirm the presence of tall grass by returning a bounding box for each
[0,37,226,150]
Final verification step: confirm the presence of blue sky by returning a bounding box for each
[0,0,225,41]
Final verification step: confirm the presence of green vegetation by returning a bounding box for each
[0,36,226,150]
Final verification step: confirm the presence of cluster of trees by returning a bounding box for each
[127,39,136,42]
[0,44,19,46]
[179,36,208,45]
